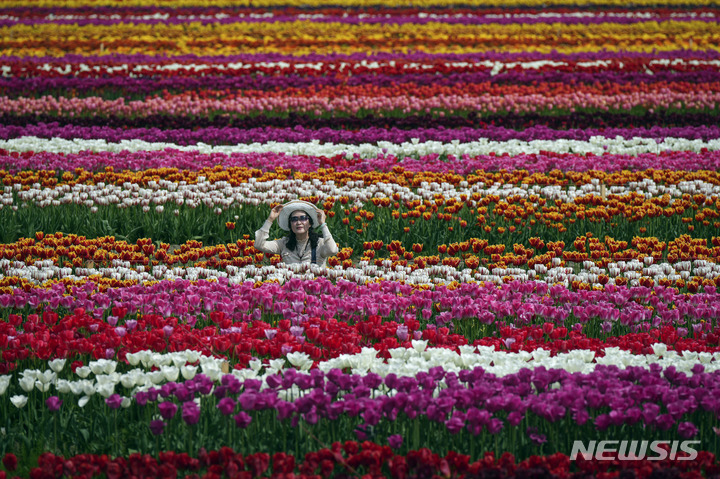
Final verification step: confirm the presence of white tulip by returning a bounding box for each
[412,340,428,353]
[267,358,285,373]
[96,383,115,398]
[120,372,140,389]
[68,381,85,395]
[161,366,179,382]
[125,352,141,366]
[171,354,188,368]
[148,371,165,385]
[180,365,197,380]
[37,370,57,384]
[19,376,35,392]
[56,379,71,394]
[286,352,313,371]
[248,359,262,372]
[184,350,201,364]
[10,395,28,408]
[0,376,10,395]
[652,343,668,357]
[81,381,97,396]
[48,359,66,373]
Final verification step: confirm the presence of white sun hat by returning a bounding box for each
[277,200,319,231]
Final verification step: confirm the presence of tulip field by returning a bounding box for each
[3,0,720,477]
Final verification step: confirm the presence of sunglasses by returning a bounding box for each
[290,215,311,223]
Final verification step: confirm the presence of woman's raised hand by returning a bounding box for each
[316,208,326,225]
[268,204,283,222]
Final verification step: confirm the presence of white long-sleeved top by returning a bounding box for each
[254,219,339,266]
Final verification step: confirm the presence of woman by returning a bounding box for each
[254,199,339,266]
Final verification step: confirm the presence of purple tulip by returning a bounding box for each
[196,376,214,395]
[266,374,283,389]
[527,427,547,445]
[396,325,408,341]
[388,434,403,449]
[354,426,369,441]
[147,388,160,402]
[487,418,504,434]
[275,401,296,421]
[135,391,149,407]
[244,379,263,392]
[362,408,381,426]
[239,392,257,410]
[677,421,699,439]
[234,411,252,428]
[217,397,236,416]
[181,401,200,425]
[160,382,178,398]
[105,394,124,409]
[149,420,165,436]
[445,412,465,434]
[173,384,192,402]
[304,406,319,425]
[507,411,524,426]
[46,396,62,412]
[158,401,178,420]
[264,329,277,340]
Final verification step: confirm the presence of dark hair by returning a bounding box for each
[285,211,324,252]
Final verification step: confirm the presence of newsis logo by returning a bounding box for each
[570,440,700,461]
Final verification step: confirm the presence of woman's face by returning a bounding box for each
[289,210,311,235]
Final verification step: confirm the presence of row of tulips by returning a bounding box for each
[2,257,718,323]
[0,237,718,316]
[5,163,719,202]
[5,52,719,80]
[2,0,715,7]
[5,9,719,26]
[6,444,719,479]
[1,167,718,245]
[6,5,719,14]
[3,148,720,175]
[2,351,720,461]
[1,295,719,369]
[2,276,720,369]
[3,86,719,117]
[3,20,717,57]
[5,342,720,400]
[5,140,720,168]
[6,124,720,146]
[2,236,720,292]
[5,67,720,102]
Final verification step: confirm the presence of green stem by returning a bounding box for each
[53,414,58,454]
